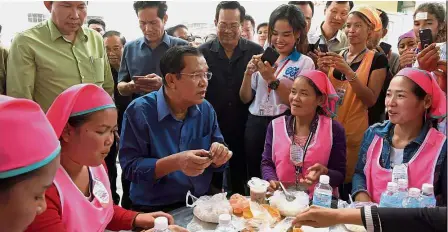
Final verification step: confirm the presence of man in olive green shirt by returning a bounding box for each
[6,1,113,111]
[0,45,7,95]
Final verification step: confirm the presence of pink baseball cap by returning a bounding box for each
[46,84,115,138]
[297,70,339,118]
[0,95,60,179]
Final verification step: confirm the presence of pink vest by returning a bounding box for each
[365,128,446,203]
[53,165,114,232]
[272,115,337,197]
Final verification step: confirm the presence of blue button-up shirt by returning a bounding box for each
[119,88,226,207]
[118,33,188,98]
[352,121,447,204]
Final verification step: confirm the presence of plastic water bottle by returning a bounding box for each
[395,179,409,207]
[312,175,332,208]
[379,182,399,207]
[215,214,236,232]
[402,188,422,208]
[420,183,436,208]
[154,217,171,232]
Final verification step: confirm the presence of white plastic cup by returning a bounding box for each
[247,177,269,204]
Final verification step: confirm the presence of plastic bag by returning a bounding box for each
[268,190,309,217]
[186,216,217,232]
[186,191,233,223]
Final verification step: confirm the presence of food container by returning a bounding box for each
[247,177,270,204]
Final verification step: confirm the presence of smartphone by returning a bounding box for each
[132,76,145,81]
[379,42,392,55]
[261,47,280,66]
[308,43,317,53]
[419,29,433,49]
[318,44,329,53]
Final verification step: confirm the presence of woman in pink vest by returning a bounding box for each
[26,84,186,232]
[261,70,347,197]
[0,96,60,232]
[352,68,447,204]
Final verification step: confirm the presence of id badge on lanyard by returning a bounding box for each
[259,95,275,116]
[92,178,110,207]
[289,124,314,174]
[392,164,408,183]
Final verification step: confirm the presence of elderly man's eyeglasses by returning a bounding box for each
[217,23,241,31]
[179,72,213,81]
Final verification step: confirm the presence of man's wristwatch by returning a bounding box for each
[268,79,280,90]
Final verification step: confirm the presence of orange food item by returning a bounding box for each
[262,204,281,222]
[230,194,250,214]
[293,227,304,232]
[242,207,253,219]
[241,204,282,222]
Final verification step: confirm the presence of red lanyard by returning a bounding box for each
[267,59,290,94]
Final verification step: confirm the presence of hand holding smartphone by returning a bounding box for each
[261,47,280,66]
[318,44,329,53]
[132,76,145,82]
[419,29,433,49]
[379,42,392,55]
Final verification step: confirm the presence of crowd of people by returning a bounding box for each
[0,1,446,232]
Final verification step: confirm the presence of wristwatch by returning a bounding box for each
[268,79,280,90]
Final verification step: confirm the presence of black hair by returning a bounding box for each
[414,2,446,42]
[159,46,203,85]
[325,1,354,10]
[133,1,168,20]
[204,33,217,43]
[174,24,188,31]
[268,4,307,54]
[103,30,126,45]
[0,167,40,194]
[166,26,175,36]
[408,77,438,128]
[288,1,314,16]
[244,15,255,31]
[87,18,106,31]
[376,8,389,29]
[68,113,93,128]
[215,1,246,23]
[411,81,428,100]
[257,22,268,32]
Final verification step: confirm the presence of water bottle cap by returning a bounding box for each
[387,182,398,191]
[319,175,330,184]
[408,188,421,197]
[422,183,434,194]
[154,217,168,230]
[219,214,231,225]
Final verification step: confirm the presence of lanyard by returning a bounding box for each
[292,117,314,174]
[342,48,367,80]
[267,59,290,95]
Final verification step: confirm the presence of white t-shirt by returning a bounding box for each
[249,51,315,116]
[390,147,404,167]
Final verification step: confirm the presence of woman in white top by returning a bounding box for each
[240,4,315,180]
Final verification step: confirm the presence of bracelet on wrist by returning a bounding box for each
[347,72,358,82]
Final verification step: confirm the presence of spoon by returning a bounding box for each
[279,182,296,202]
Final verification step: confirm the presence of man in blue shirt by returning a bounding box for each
[119,46,232,213]
[117,1,188,99]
